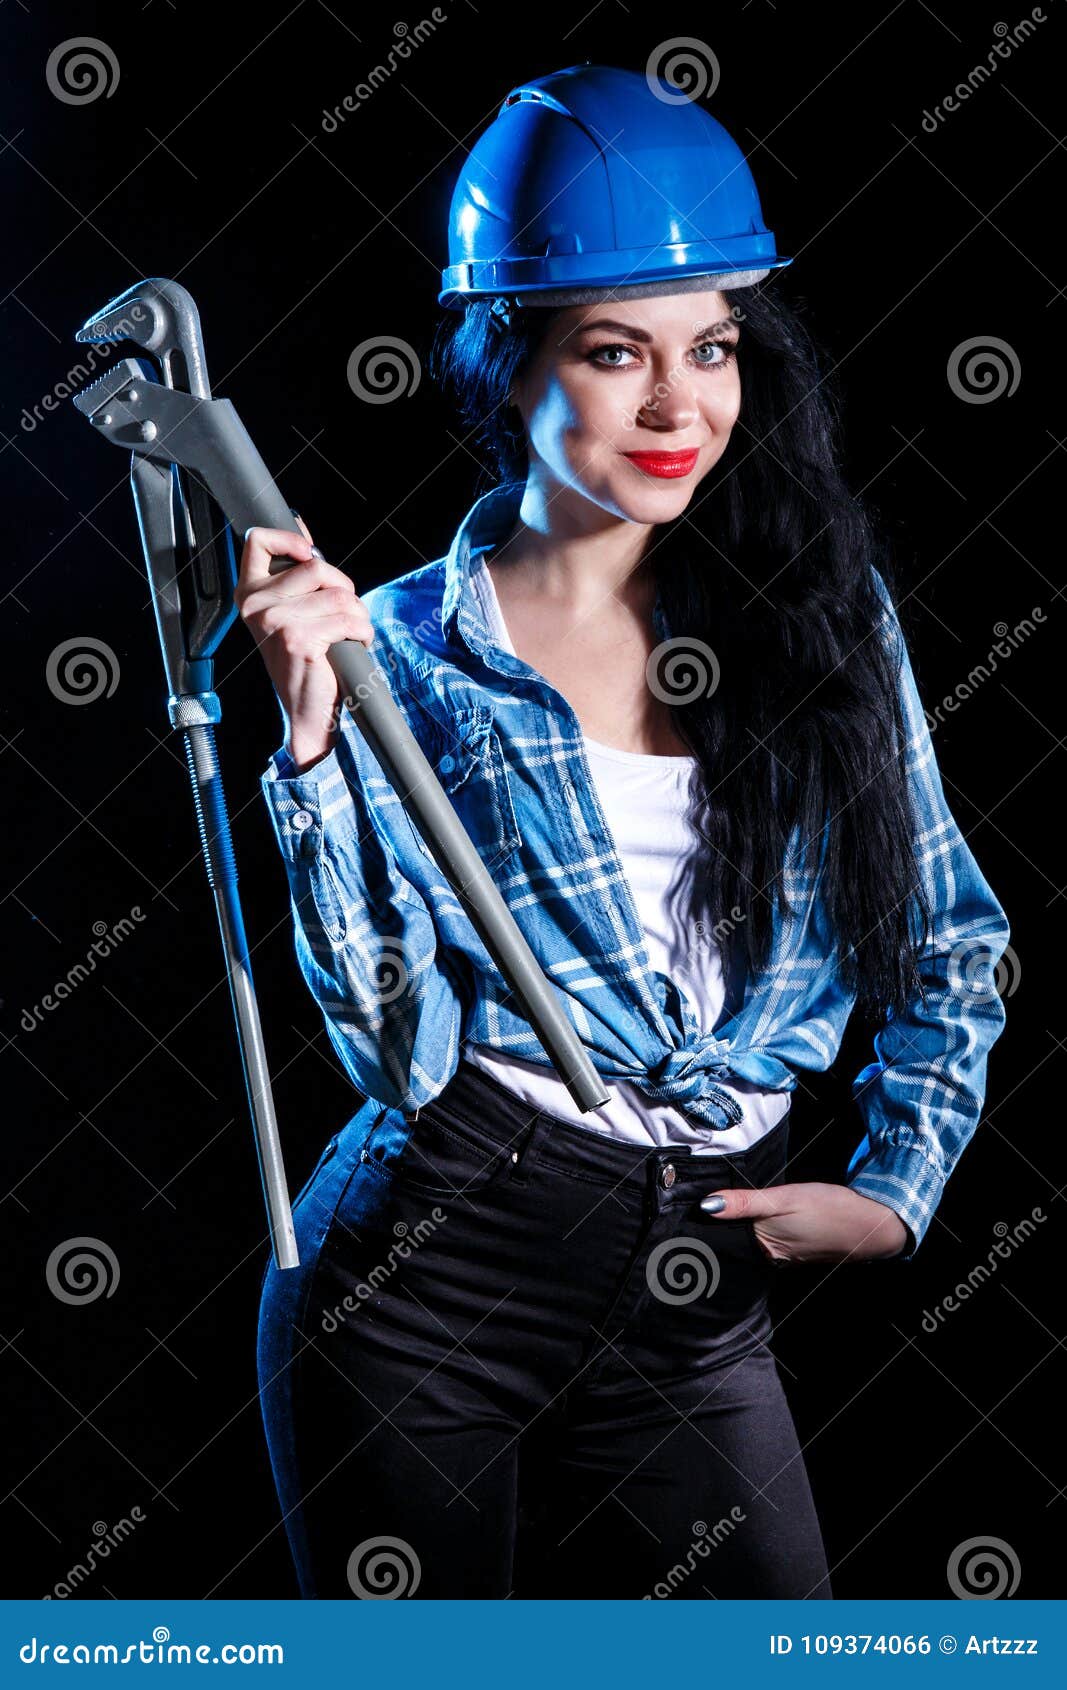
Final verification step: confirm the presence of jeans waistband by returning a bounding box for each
[417,1055,791,1194]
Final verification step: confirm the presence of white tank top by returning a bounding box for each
[464,547,789,1154]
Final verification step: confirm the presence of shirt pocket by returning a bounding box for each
[412,703,522,874]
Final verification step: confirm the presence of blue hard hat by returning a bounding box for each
[439,62,792,312]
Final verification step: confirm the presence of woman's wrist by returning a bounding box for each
[284,729,338,775]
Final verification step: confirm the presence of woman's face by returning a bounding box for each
[510,288,743,526]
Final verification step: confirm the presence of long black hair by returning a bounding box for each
[429,286,933,1022]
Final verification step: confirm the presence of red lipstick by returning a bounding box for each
[621,448,700,479]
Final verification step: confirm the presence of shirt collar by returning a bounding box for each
[441,480,524,662]
[440,478,673,660]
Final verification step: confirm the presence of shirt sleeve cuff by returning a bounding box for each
[260,742,346,866]
[270,743,297,782]
[846,1124,947,1259]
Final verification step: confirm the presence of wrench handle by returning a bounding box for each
[264,549,609,1113]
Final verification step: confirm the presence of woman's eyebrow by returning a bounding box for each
[577,317,739,341]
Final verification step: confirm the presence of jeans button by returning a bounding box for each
[660,1162,677,1189]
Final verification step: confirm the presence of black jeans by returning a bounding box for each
[257,1058,832,1599]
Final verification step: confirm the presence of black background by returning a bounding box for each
[2,0,1062,1600]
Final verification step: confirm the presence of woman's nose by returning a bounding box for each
[638,385,701,431]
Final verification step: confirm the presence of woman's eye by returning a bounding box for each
[588,344,638,368]
[587,340,738,369]
[694,340,738,367]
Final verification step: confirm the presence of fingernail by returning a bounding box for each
[700,1195,726,1214]
[310,545,326,561]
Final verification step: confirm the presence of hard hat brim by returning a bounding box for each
[440,257,792,312]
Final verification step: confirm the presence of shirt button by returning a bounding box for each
[660,1162,677,1189]
[292,810,314,831]
[439,753,455,774]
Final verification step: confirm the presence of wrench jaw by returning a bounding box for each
[78,279,232,653]
[74,358,240,672]
[76,276,211,399]
[75,286,161,352]
[72,357,162,451]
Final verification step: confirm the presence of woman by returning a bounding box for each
[246,65,1010,1599]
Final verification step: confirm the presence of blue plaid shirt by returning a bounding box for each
[261,480,1011,1256]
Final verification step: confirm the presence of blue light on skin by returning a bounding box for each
[484,288,743,631]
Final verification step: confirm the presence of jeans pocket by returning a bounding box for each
[740,1218,774,1268]
[361,1105,520,1200]
[292,1133,340,1213]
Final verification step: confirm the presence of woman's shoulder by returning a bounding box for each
[355,553,511,736]
[360,555,450,675]
[361,552,446,620]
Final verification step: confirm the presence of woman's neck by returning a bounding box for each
[482,486,656,623]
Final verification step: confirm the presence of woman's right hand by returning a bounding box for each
[236,519,375,772]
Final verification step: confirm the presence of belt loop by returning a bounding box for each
[643,1152,669,1219]
[509,1109,554,1184]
